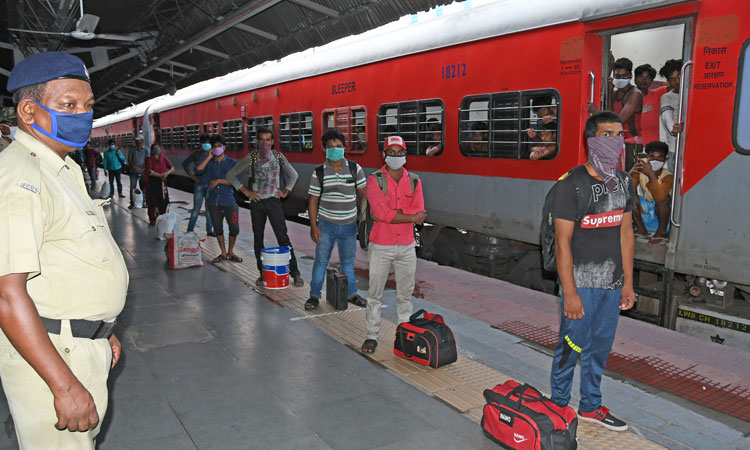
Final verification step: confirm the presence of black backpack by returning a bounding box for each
[247,149,284,189]
[358,170,420,250]
[314,160,358,197]
[540,166,590,272]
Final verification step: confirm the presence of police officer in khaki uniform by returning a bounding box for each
[0,52,128,449]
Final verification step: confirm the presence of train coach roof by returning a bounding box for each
[94,0,685,126]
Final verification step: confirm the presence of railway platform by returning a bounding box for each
[0,180,747,450]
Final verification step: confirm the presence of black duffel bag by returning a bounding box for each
[394,309,457,368]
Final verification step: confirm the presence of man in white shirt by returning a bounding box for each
[659,59,685,172]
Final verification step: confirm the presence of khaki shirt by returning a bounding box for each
[0,130,128,321]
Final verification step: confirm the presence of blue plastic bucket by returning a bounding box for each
[261,246,291,289]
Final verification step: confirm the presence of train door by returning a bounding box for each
[587,15,693,327]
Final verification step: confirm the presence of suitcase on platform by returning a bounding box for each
[326,268,348,311]
[394,309,457,368]
[481,380,578,450]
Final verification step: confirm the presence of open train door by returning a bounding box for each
[582,3,695,328]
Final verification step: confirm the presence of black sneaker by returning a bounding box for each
[578,406,628,431]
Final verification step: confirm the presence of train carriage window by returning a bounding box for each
[173,126,185,149]
[121,133,133,149]
[377,100,444,155]
[322,106,367,154]
[203,122,218,135]
[459,89,559,159]
[734,39,750,154]
[221,119,244,151]
[247,116,274,150]
[279,112,314,152]
[161,128,172,149]
[185,124,200,150]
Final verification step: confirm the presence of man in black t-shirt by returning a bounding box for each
[550,111,636,432]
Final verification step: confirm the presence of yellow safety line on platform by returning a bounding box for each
[122,202,664,450]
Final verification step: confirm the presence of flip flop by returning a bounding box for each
[212,255,226,263]
[361,339,378,354]
[305,297,319,310]
[648,237,668,247]
[227,254,243,262]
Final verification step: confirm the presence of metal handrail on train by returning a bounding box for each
[589,70,595,103]
[670,60,693,228]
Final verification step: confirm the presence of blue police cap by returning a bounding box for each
[7,52,90,93]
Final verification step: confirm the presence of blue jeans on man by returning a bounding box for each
[129,172,143,206]
[187,183,214,234]
[550,287,622,413]
[309,219,358,300]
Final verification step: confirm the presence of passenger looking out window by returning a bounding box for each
[424,118,443,157]
[589,57,643,170]
[634,64,668,146]
[469,122,488,154]
[630,141,672,247]
[352,124,367,151]
[659,59,684,173]
[527,122,557,160]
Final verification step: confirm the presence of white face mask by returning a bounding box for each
[613,78,631,89]
[385,155,406,170]
[649,160,665,171]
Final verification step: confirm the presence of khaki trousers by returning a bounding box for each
[366,242,416,340]
[0,320,112,450]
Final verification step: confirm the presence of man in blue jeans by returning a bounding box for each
[305,129,367,310]
[183,134,215,235]
[551,111,636,432]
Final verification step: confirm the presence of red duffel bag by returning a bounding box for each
[481,380,578,450]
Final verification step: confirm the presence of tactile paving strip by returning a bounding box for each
[123,202,664,449]
[495,320,750,422]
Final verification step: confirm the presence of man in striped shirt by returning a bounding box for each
[305,129,367,310]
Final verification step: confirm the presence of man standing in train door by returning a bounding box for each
[0,52,127,449]
[550,111,636,431]
[226,126,304,287]
[361,136,426,354]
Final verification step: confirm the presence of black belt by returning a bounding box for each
[41,317,116,340]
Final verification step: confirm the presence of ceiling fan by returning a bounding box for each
[9,0,152,42]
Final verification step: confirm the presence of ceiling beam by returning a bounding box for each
[0,68,10,77]
[193,45,229,59]
[98,0,283,101]
[233,23,278,41]
[136,77,165,86]
[122,85,148,93]
[88,48,140,74]
[289,0,339,18]
[0,42,14,50]
[165,60,197,71]
[154,66,187,77]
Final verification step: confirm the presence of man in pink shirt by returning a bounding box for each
[361,136,426,354]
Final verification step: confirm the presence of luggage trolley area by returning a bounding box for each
[1,180,745,450]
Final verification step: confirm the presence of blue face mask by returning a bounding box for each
[29,99,93,148]
[326,147,345,162]
[202,143,212,151]
[110,145,116,150]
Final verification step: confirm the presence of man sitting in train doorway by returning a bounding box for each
[183,134,215,236]
[588,58,643,170]
[305,129,367,310]
[361,136,426,354]
[550,111,636,431]
[226,126,304,287]
[630,141,672,247]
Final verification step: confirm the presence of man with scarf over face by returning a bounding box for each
[550,111,636,432]
[0,52,127,449]
[226,126,303,286]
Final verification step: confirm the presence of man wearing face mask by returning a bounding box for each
[550,111,636,432]
[588,58,643,170]
[226,127,303,286]
[0,52,127,449]
[102,139,126,199]
[196,134,240,262]
[630,141,672,246]
[305,129,367,310]
[361,136,426,354]
[183,134,215,235]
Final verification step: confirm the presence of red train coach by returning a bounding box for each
[92,0,750,348]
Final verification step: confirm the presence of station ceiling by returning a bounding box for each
[1,0,447,118]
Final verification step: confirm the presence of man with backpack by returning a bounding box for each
[102,139,126,199]
[361,135,426,354]
[548,111,636,432]
[226,127,303,287]
[305,129,367,310]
